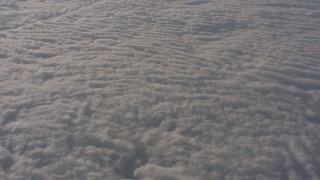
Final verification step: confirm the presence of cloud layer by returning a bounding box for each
[0,0,319,179]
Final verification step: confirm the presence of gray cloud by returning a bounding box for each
[0,0,319,179]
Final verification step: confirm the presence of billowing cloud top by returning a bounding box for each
[0,0,319,179]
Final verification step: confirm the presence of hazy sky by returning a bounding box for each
[0,0,319,179]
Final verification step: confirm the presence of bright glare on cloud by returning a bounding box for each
[0,0,319,179]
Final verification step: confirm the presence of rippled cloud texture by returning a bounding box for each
[0,0,320,179]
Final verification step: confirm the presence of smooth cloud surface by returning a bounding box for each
[0,0,320,179]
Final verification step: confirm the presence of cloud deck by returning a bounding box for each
[0,0,319,179]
